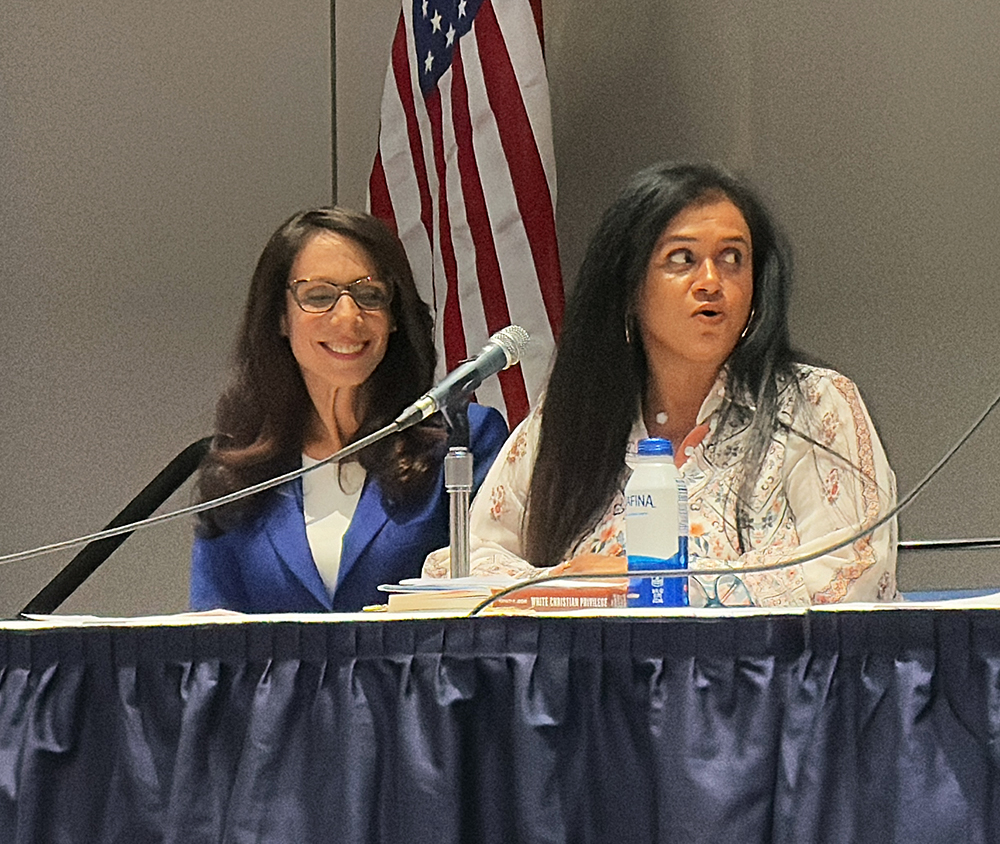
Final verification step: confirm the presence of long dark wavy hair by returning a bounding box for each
[524,161,804,565]
[195,206,445,537]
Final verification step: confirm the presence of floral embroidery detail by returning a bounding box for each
[821,410,840,447]
[489,485,506,521]
[506,428,528,464]
[423,553,449,579]
[811,374,885,603]
[823,467,841,504]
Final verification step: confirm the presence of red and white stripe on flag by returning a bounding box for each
[369,0,563,428]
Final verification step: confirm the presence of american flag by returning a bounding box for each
[369,0,563,427]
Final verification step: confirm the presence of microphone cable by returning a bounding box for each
[0,422,400,568]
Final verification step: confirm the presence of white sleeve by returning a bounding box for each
[741,372,898,605]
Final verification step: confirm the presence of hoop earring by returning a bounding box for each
[740,308,756,340]
[625,318,633,345]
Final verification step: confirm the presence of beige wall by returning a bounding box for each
[3,0,999,617]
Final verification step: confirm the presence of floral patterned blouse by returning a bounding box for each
[424,365,899,606]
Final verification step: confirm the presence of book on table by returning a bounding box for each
[378,577,628,613]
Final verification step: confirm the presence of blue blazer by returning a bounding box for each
[190,404,508,613]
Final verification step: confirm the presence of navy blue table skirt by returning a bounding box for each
[1,609,998,843]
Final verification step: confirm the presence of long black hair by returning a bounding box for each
[196,206,445,537]
[524,161,802,565]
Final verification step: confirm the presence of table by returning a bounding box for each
[1,607,998,843]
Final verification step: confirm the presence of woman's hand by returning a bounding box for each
[548,553,627,577]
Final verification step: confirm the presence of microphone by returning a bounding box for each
[394,325,530,429]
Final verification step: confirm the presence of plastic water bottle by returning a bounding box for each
[624,437,689,607]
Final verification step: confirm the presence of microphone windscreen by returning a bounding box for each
[490,325,530,368]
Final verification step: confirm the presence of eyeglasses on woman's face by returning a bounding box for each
[287,276,393,313]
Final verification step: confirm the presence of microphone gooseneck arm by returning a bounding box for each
[393,325,530,430]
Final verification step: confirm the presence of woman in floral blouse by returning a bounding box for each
[426,162,897,606]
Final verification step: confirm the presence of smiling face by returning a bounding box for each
[283,231,393,413]
[637,194,754,377]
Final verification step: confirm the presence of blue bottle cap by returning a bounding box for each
[637,437,673,456]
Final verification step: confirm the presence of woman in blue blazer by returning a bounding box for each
[190,207,507,612]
